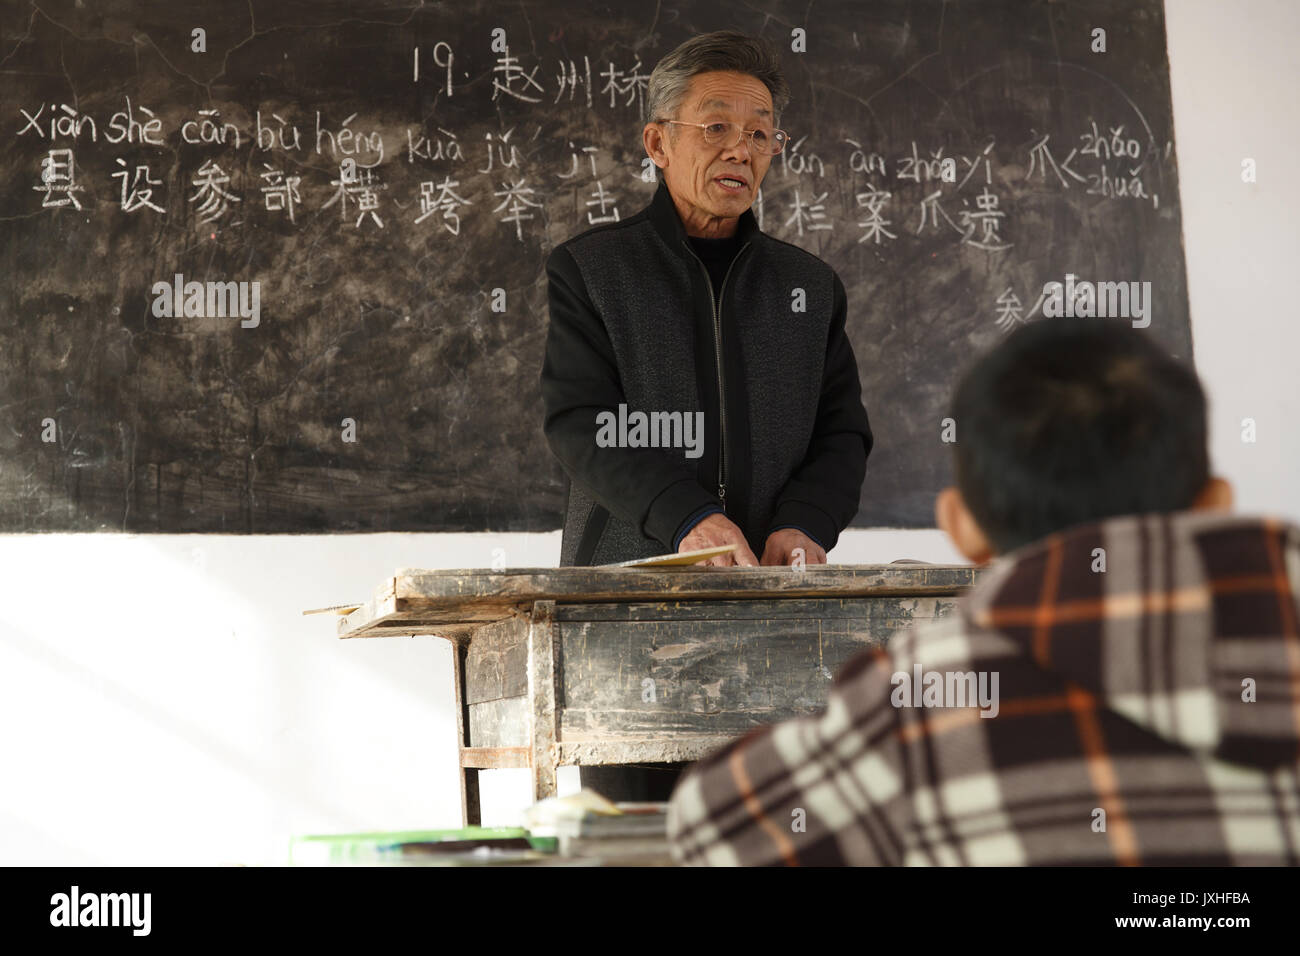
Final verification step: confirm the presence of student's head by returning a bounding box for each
[936,317,1232,564]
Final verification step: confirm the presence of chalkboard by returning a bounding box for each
[0,0,1190,533]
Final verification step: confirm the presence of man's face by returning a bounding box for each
[644,70,776,238]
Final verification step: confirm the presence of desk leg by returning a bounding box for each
[452,640,482,827]
[527,601,559,803]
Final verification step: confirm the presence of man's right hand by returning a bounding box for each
[679,513,759,567]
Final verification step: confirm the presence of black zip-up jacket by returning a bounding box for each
[541,178,872,566]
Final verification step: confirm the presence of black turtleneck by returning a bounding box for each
[687,232,742,306]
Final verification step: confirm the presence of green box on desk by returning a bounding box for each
[290,827,557,865]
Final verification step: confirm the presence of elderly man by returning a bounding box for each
[542,30,871,569]
[539,31,872,798]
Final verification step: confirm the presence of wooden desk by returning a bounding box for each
[337,564,981,826]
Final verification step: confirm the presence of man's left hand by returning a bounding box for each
[760,529,827,566]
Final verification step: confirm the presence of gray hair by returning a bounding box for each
[644,31,791,130]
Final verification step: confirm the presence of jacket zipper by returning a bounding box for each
[683,238,751,514]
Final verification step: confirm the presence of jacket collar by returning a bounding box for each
[648,177,761,258]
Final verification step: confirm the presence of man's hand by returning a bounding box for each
[761,529,826,566]
[679,513,759,566]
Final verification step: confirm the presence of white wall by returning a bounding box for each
[2,0,1296,865]
[1164,0,1300,521]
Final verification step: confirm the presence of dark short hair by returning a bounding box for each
[949,318,1209,552]
[645,31,791,128]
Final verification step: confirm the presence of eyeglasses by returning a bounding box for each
[658,120,790,155]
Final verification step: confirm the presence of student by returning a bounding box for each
[667,316,1300,866]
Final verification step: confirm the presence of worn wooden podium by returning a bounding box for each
[336,564,981,825]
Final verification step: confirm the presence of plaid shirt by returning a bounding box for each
[667,510,1300,865]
